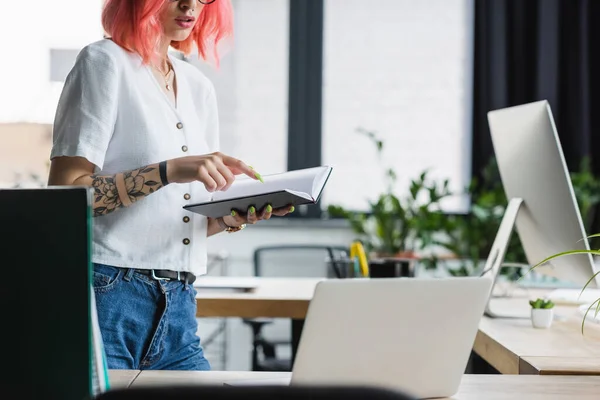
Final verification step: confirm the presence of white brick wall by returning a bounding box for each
[321,0,474,213]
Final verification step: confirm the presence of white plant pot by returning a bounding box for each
[531,308,553,329]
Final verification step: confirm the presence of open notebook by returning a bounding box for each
[184,165,333,218]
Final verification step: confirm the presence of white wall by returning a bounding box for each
[0,1,104,124]
[321,0,474,214]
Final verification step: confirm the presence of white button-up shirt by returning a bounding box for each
[51,39,218,275]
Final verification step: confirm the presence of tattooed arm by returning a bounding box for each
[88,166,164,217]
[48,156,165,217]
[48,152,260,218]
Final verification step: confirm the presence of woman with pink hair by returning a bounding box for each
[48,0,292,371]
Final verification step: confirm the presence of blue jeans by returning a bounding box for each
[92,264,210,371]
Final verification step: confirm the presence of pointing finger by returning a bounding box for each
[221,155,262,181]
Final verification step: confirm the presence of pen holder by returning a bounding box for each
[326,256,359,278]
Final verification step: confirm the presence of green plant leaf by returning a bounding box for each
[579,270,600,301]
[523,249,600,281]
[575,233,600,243]
[541,300,554,309]
[529,298,545,309]
[581,298,600,334]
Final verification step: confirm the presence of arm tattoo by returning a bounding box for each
[91,165,164,217]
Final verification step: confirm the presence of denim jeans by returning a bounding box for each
[92,263,210,371]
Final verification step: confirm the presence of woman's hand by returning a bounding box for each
[166,152,258,191]
[222,203,295,227]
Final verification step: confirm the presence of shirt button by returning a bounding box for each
[182,145,188,152]
[184,193,191,200]
[183,216,190,223]
[183,238,190,245]
[176,122,184,129]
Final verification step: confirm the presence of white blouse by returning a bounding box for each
[51,39,218,275]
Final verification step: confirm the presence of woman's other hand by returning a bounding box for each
[222,204,295,227]
[166,152,258,192]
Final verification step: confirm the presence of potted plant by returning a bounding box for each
[529,298,555,329]
[327,128,452,277]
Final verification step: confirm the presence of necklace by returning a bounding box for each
[156,59,174,91]
[163,61,174,91]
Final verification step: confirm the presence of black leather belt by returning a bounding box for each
[135,269,196,284]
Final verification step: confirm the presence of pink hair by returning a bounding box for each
[101,0,234,65]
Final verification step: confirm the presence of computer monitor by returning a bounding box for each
[484,100,599,293]
[0,186,102,398]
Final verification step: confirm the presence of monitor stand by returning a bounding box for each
[480,197,529,319]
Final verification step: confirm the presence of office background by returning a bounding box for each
[1,0,599,370]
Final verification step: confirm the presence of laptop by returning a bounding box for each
[225,276,493,399]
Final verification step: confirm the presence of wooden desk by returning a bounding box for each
[194,277,319,319]
[475,292,600,374]
[107,370,600,399]
[193,278,600,375]
[454,375,600,399]
[520,357,600,375]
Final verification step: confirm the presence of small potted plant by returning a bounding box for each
[529,298,555,329]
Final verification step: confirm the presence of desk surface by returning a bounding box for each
[194,277,600,375]
[475,289,600,374]
[108,370,600,399]
[195,277,320,319]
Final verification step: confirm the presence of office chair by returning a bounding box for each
[97,385,417,400]
[243,245,349,371]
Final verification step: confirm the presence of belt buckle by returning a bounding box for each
[151,270,170,281]
[150,270,182,281]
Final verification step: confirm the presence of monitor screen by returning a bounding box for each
[0,187,93,399]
